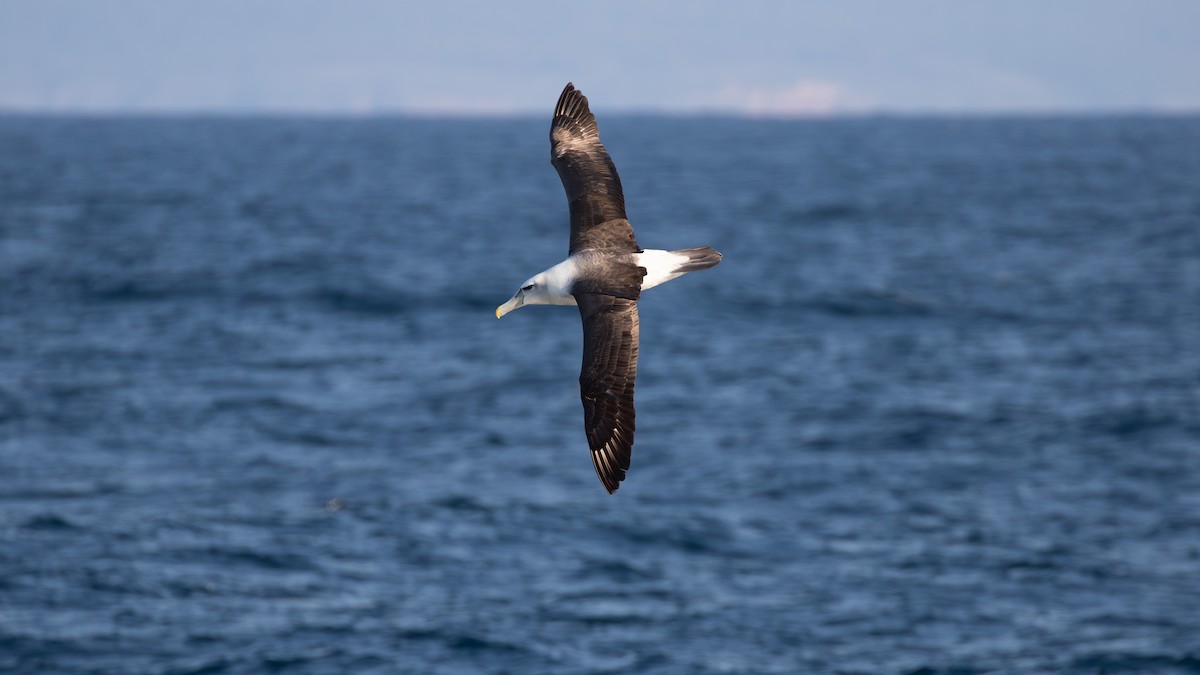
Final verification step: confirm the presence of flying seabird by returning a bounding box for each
[495,83,722,494]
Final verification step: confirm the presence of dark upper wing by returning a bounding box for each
[550,83,638,254]
[576,293,639,494]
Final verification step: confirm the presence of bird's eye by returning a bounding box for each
[522,284,535,291]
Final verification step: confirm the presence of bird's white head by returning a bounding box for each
[495,274,543,318]
[496,259,579,318]
[496,261,580,318]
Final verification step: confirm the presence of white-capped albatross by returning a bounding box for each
[496,83,722,494]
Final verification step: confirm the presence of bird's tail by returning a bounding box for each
[670,246,723,272]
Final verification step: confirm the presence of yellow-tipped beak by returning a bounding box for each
[495,294,523,319]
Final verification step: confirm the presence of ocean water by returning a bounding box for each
[1,114,1199,674]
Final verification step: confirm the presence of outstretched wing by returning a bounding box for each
[576,293,639,494]
[550,83,638,254]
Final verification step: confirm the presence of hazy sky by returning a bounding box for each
[2,0,1198,115]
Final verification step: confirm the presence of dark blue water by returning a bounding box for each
[2,114,1199,674]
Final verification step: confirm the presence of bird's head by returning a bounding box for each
[496,275,545,318]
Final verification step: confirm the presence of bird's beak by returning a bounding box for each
[495,292,524,319]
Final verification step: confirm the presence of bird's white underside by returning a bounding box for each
[634,249,692,291]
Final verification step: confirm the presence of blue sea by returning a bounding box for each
[2,114,1199,674]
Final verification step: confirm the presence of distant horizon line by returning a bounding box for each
[2,105,1198,120]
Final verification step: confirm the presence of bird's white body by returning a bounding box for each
[516,249,693,309]
[635,249,693,291]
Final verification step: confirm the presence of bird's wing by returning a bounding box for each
[575,292,639,494]
[550,83,639,255]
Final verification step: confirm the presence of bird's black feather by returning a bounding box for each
[550,83,638,255]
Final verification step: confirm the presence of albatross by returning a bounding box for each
[495,83,722,494]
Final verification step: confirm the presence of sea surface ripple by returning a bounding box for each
[2,115,1199,673]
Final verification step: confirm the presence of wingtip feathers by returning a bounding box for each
[554,82,593,125]
[590,432,633,494]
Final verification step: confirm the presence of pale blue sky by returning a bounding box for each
[2,0,1198,115]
